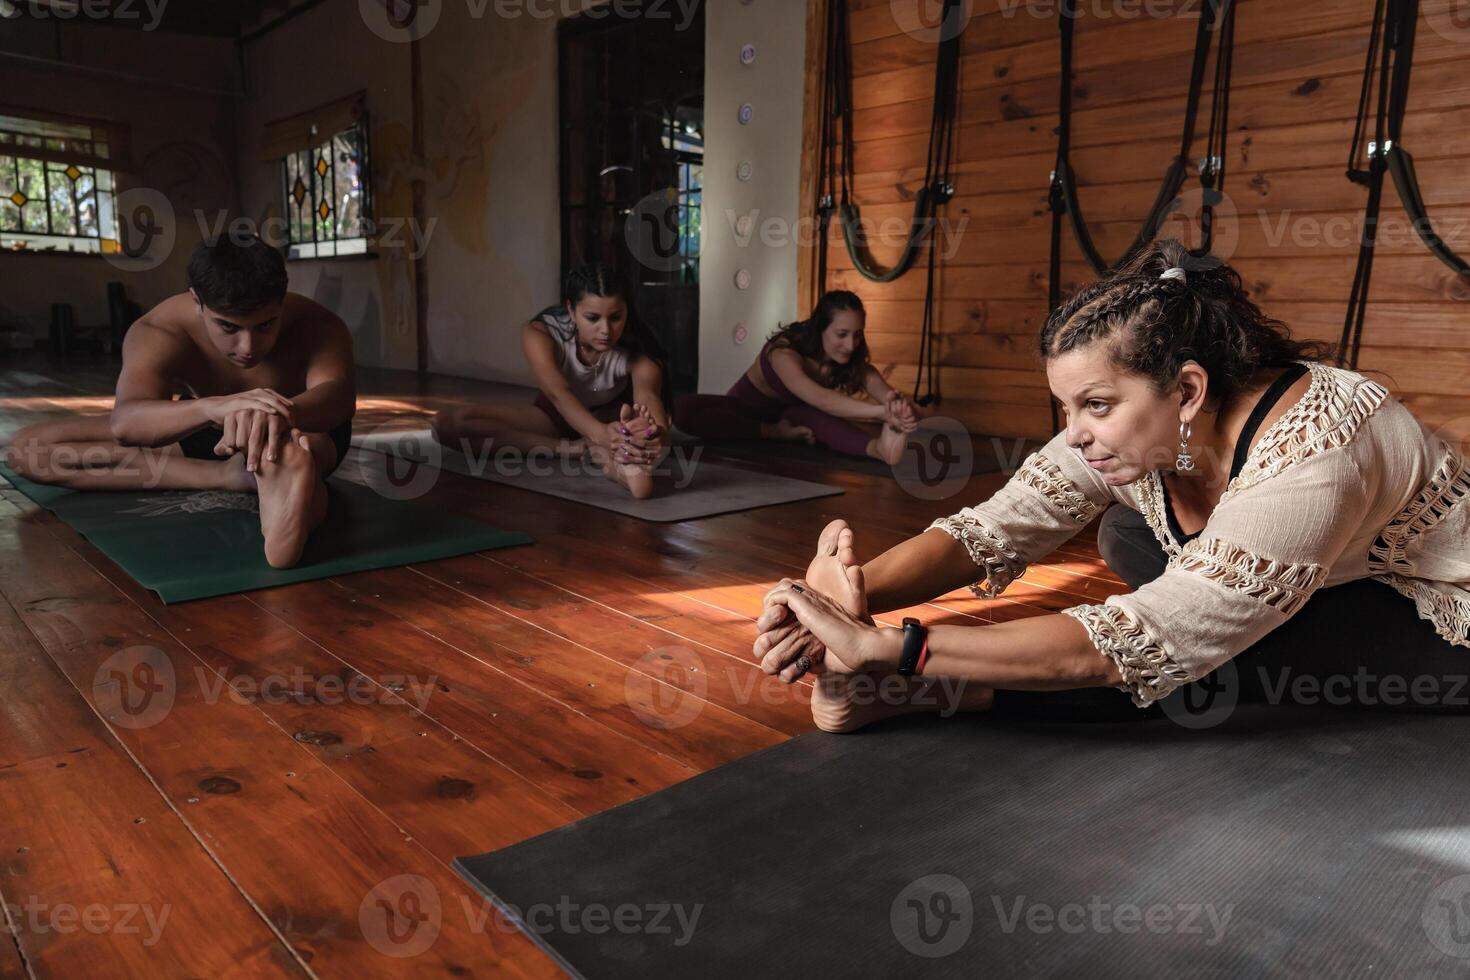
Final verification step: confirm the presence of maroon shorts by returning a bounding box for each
[532,392,631,439]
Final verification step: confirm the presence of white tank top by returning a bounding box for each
[537,306,631,408]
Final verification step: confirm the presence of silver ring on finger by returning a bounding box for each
[794,654,813,675]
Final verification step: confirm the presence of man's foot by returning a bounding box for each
[255,434,327,569]
[762,419,816,444]
[218,452,257,493]
[869,422,908,466]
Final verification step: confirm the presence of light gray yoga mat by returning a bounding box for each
[352,428,843,522]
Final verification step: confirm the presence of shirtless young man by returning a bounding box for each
[5,235,355,569]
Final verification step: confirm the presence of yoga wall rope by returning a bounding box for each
[815,0,966,405]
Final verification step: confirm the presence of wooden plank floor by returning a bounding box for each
[0,356,1126,977]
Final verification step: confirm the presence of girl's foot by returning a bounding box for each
[591,409,658,500]
[762,419,816,444]
[869,423,908,466]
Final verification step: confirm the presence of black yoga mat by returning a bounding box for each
[456,704,1470,978]
[0,462,533,603]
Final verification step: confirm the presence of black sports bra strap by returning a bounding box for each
[1229,363,1310,480]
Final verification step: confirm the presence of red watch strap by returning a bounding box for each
[914,636,931,675]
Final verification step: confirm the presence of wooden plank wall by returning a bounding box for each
[799,0,1470,445]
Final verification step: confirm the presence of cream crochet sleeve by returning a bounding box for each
[927,432,1121,599]
[1061,445,1372,708]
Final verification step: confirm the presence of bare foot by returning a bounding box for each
[799,520,996,733]
[812,675,996,734]
[218,452,257,493]
[762,419,816,444]
[588,443,655,500]
[805,519,870,624]
[619,465,655,500]
[869,422,908,466]
[255,434,327,569]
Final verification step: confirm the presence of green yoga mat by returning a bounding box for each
[0,462,533,603]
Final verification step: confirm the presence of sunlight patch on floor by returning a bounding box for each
[0,396,113,411]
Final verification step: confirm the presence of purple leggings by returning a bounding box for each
[674,374,874,457]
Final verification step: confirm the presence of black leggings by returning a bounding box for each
[991,504,1470,721]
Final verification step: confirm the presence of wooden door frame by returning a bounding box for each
[796,0,830,316]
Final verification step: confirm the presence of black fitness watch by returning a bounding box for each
[898,617,928,676]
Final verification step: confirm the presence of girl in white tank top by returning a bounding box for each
[533,304,631,409]
[430,264,672,500]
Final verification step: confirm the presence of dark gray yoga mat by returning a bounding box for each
[456,704,1470,978]
[352,428,842,522]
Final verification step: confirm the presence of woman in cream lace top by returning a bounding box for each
[754,240,1470,731]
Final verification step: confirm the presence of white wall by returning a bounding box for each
[414,0,601,384]
[697,0,809,393]
[236,3,417,371]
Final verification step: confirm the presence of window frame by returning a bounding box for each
[278,111,375,262]
[0,109,124,256]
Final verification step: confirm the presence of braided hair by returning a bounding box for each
[1039,240,1335,411]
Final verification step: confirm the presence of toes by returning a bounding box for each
[817,519,846,557]
[836,526,856,564]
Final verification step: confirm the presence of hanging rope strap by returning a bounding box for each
[815,0,966,404]
[1193,0,1237,259]
[825,0,963,284]
[1342,0,1470,369]
[1050,0,1232,277]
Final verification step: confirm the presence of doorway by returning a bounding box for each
[558,2,704,402]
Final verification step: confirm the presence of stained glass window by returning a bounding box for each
[0,113,119,255]
[280,116,372,260]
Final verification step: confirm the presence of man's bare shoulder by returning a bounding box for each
[124,294,197,357]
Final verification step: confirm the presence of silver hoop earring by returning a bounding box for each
[1176,420,1196,473]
